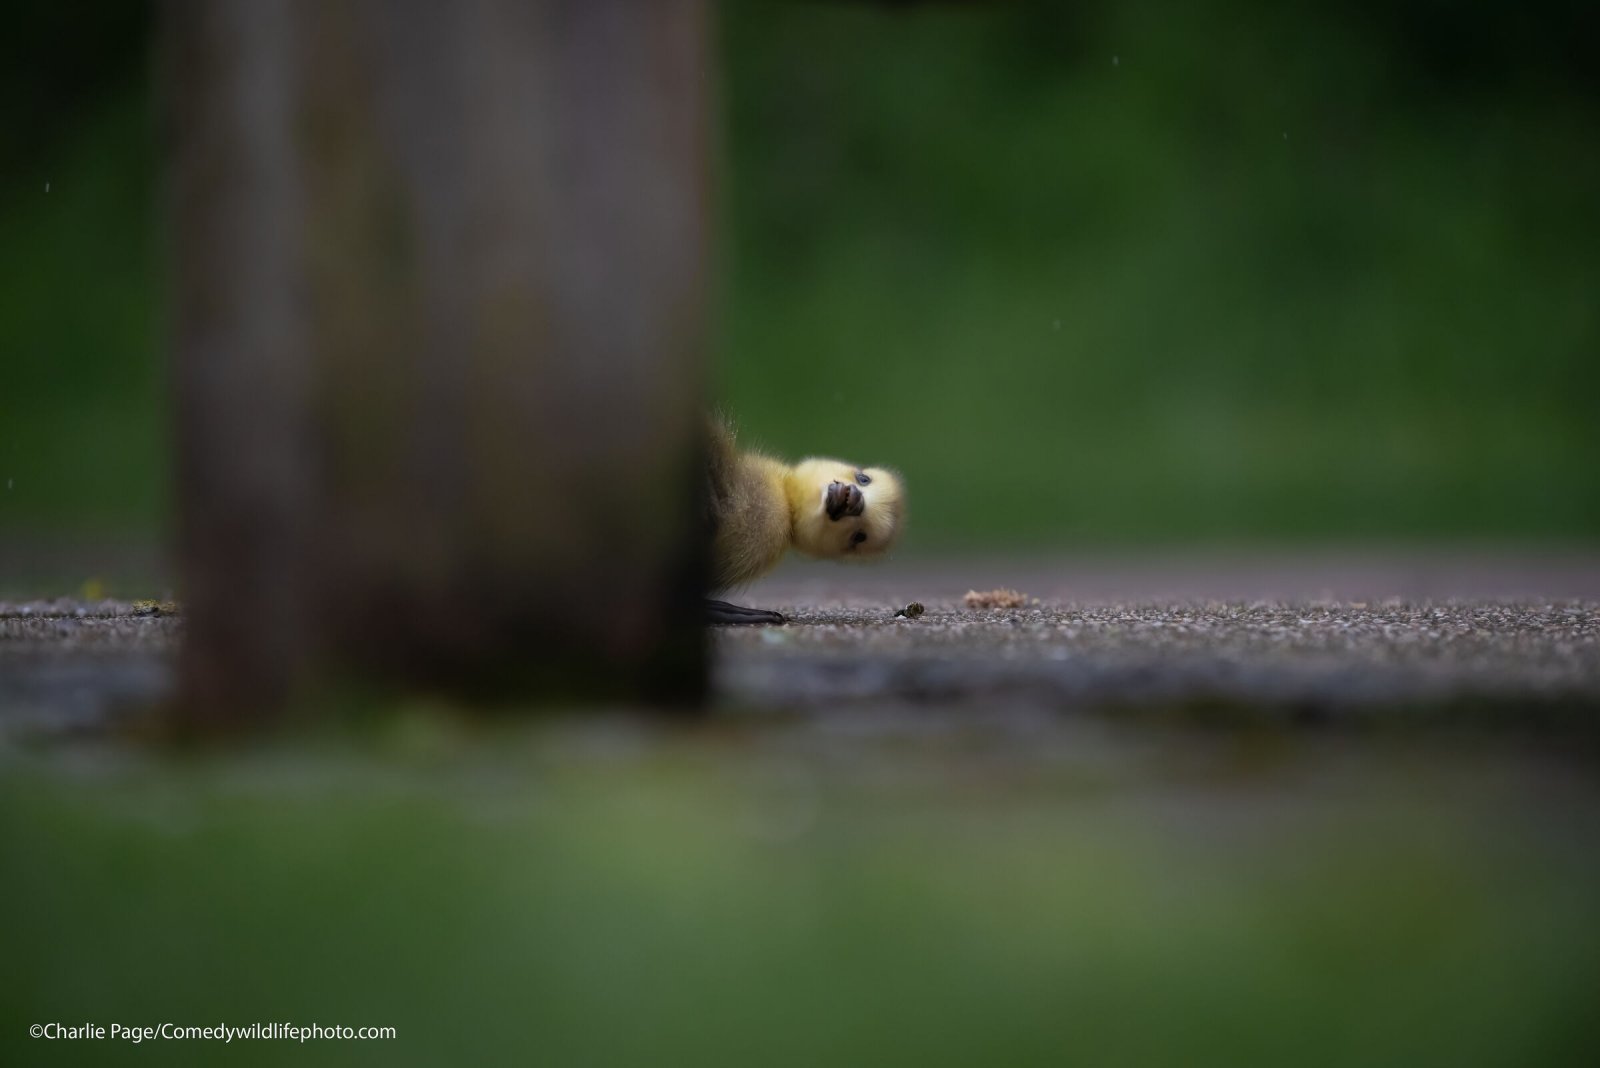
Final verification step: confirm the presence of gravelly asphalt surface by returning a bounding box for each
[4,552,1600,739]
[0,601,177,737]
[714,600,1600,719]
[714,554,1600,717]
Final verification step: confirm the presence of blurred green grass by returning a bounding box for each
[3,728,1598,1067]
[714,2,1600,547]
[0,70,165,536]
[1,1,1596,548]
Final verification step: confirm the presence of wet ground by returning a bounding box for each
[3,552,1598,739]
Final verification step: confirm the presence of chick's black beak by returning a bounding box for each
[826,480,864,521]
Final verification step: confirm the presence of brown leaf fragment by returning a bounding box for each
[963,588,1035,610]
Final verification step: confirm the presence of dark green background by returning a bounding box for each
[2,0,1597,549]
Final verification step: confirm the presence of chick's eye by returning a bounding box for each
[851,531,867,545]
[856,471,871,486]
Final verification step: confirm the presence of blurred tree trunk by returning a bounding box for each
[165,0,710,727]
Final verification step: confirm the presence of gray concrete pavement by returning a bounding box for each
[3,553,1600,739]
[715,599,1600,721]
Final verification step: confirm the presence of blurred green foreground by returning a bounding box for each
[4,725,1599,1067]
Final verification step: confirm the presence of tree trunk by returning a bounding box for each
[165,0,710,726]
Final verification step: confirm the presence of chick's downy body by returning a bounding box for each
[707,434,793,590]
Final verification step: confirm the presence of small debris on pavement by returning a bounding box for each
[894,602,926,619]
[132,600,181,617]
[964,588,1036,610]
